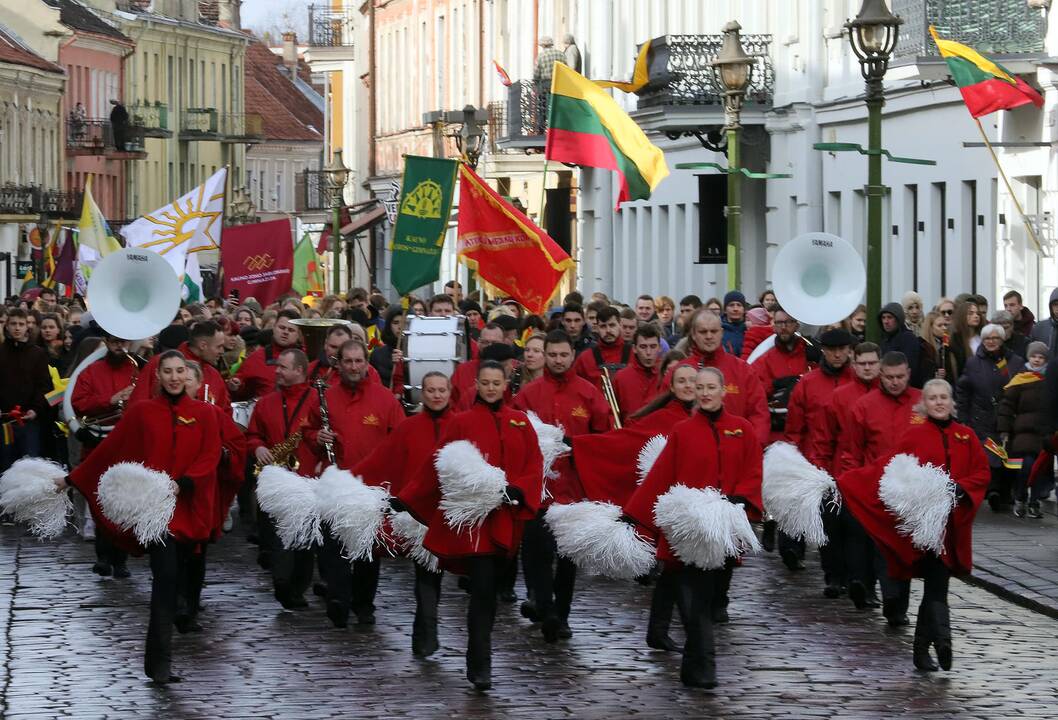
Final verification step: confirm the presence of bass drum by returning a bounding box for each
[402,314,467,405]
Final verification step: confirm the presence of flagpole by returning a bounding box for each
[974,117,1042,253]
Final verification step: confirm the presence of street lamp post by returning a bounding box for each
[323,148,350,294]
[228,186,256,225]
[448,105,488,169]
[846,0,901,342]
[711,21,754,291]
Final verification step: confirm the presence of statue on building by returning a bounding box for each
[562,34,581,73]
[532,37,567,132]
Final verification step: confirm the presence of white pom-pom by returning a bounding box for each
[526,411,568,479]
[434,440,508,532]
[0,457,71,538]
[545,500,656,580]
[97,462,176,546]
[315,466,390,561]
[637,435,668,485]
[390,510,438,573]
[256,466,322,549]
[653,485,761,570]
[762,442,838,546]
[879,453,957,554]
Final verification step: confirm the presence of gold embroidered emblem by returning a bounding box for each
[724,383,740,394]
[723,428,743,437]
[509,419,527,427]
[176,416,197,425]
[910,415,926,425]
[363,414,380,427]
[571,406,589,418]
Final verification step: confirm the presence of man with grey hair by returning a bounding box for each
[533,36,567,130]
[991,309,1028,358]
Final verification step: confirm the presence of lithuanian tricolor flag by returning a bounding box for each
[930,26,1043,118]
[545,63,668,207]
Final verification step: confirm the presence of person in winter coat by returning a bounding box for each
[720,291,748,357]
[955,323,1023,512]
[878,303,925,388]
[1029,287,1058,357]
[996,342,1052,519]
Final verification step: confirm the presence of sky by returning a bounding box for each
[241,0,306,43]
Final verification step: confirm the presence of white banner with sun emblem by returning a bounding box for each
[121,167,227,279]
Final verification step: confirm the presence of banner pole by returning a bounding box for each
[974,117,1042,253]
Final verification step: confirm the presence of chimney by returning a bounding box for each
[218,0,241,29]
[282,32,298,74]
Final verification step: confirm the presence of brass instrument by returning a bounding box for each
[254,430,303,475]
[600,366,623,429]
[71,351,143,436]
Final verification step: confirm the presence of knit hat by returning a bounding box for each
[158,324,189,350]
[1027,341,1049,359]
[459,299,483,316]
[746,307,770,326]
[818,328,856,348]
[723,290,746,308]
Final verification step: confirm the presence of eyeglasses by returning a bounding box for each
[940,309,953,316]
[773,319,797,327]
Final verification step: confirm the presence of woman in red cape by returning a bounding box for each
[623,367,763,690]
[65,350,223,685]
[837,379,989,672]
[398,361,543,691]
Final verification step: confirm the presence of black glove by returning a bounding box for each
[727,495,749,507]
[504,485,525,506]
[618,513,637,527]
[175,476,194,493]
[389,496,408,514]
[954,484,970,504]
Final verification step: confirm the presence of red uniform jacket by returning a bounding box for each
[612,356,661,419]
[574,399,692,506]
[71,355,137,419]
[838,419,989,579]
[740,326,775,361]
[306,360,383,387]
[209,403,248,541]
[784,364,853,467]
[354,407,454,494]
[512,370,612,503]
[231,342,300,400]
[449,359,479,411]
[245,382,319,455]
[573,339,629,394]
[623,409,763,564]
[753,337,813,444]
[671,346,770,445]
[398,401,543,572]
[816,377,877,474]
[838,386,923,473]
[129,342,231,414]
[69,393,223,551]
[299,379,403,472]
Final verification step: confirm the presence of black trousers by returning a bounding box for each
[777,531,805,560]
[413,564,443,651]
[914,554,951,641]
[144,540,203,680]
[675,566,716,683]
[819,504,846,586]
[648,567,679,640]
[465,555,505,676]
[94,531,128,569]
[713,558,735,610]
[841,506,876,592]
[987,466,1013,506]
[260,510,314,600]
[876,547,911,618]
[521,515,576,622]
[319,527,379,620]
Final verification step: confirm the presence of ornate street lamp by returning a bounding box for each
[228,186,256,225]
[323,148,351,293]
[711,20,755,290]
[451,105,487,169]
[845,0,901,342]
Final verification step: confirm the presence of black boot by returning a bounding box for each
[412,566,442,658]
[912,603,937,671]
[931,602,953,670]
[761,519,777,552]
[646,572,680,652]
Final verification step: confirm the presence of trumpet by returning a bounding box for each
[600,366,623,429]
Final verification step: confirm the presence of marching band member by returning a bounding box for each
[837,379,989,671]
[573,305,631,394]
[130,320,231,413]
[63,350,223,684]
[623,367,763,689]
[245,348,318,609]
[397,360,543,690]
[752,306,814,445]
[839,351,921,625]
[306,323,385,386]
[299,339,403,629]
[611,324,663,420]
[355,372,454,657]
[450,323,506,409]
[512,330,610,642]
[228,309,303,400]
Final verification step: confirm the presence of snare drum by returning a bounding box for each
[232,400,257,429]
[402,315,467,404]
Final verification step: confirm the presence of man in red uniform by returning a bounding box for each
[840,351,922,625]
[245,348,318,609]
[612,323,662,419]
[573,305,630,394]
[671,308,770,444]
[66,350,223,685]
[778,328,854,585]
[450,323,506,409]
[228,309,302,400]
[752,306,814,445]
[130,320,231,413]
[306,324,384,387]
[512,329,610,641]
[356,371,453,657]
[71,333,139,579]
[301,339,404,628]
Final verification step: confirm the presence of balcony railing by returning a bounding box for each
[893,0,1046,58]
[494,80,546,148]
[219,113,265,142]
[67,117,146,157]
[295,170,330,212]
[130,102,171,138]
[0,184,36,215]
[180,108,219,138]
[36,190,83,219]
[307,5,355,47]
[636,34,774,109]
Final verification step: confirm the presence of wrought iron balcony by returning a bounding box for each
[0,184,36,216]
[893,0,1046,58]
[180,108,220,139]
[67,116,146,158]
[494,80,546,151]
[636,34,774,109]
[36,190,83,219]
[295,170,331,212]
[130,102,171,138]
[307,5,355,48]
[219,113,265,143]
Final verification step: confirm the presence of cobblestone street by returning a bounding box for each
[0,520,1054,719]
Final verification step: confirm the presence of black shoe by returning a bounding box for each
[92,562,112,577]
[520,600,541,622]
[848,581,867,609]
[355,609,376,626]
[412,633,439,658]
[883,598,909,626]
[931,602,953,671]
[761,520,777,552]
[1027,502,1044,520]
[326,601,349,629]
[246,533,259,545]
[148,673,183,685]
[934,639,953,671]
[887,613,910,628]
[913,639,938,671]
[711,607,729,624]
[113,564,130,579]
[986,491,1002,513]
[457,576,471,593]
[287,594,308,609]
[276,587,307,611]
[780,548,805,571]
[498,589,517,603]
[557,620,573,639]
[467,670,491,691]
[312,582,328,598]
[174,614,202,634]
[823,583,842,599]
[1013,500,1027,518]
[680,667,717,689]
[256,551,272,570]
[646,633,681,652]
[541,616,560,643]
[864,591,881,609]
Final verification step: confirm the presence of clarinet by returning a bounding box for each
[313,377,337,465]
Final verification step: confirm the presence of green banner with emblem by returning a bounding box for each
[390,155,459,295]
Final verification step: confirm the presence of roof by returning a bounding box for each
[244,36,323,142]
[43,0,130,42]
[0,25,64,73]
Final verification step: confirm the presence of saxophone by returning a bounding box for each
[254,430,303,475]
